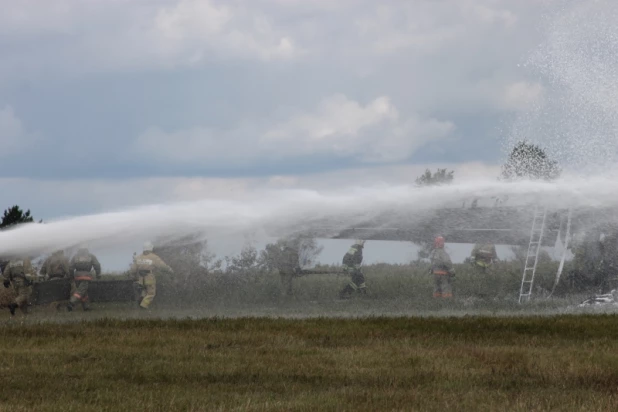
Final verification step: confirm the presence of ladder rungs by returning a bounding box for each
[520,207,546,303]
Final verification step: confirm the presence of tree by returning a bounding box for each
[0,205,35,229]
[501,141,561,181]
[153,234,220,290]
[225,245,260,275]
[415,241,433,262]
[415,168,454,186]
[259,236,323,273]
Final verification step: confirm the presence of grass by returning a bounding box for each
[0,261,609,410]
[163,259,570,307]
[0,258,593,319]
[1,315,618,411]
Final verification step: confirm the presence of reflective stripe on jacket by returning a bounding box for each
[74,272,93,281]
[433,270,449,275]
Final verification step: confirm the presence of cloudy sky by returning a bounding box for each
[0,0,574,221]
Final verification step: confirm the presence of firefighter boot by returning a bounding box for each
[8,303,17,316]
[20,304,28,315]
[339,284,354,299]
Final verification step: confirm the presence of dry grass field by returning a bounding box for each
[1,315,617,411]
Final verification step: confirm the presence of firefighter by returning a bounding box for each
[2,257,35,316]
[130,241,173,309]
[277,242,301,297]
[40,250,70,280]
[471,243,497,273]
[68,247,101,312]
[430,236,455,299]
[339,239,366,299]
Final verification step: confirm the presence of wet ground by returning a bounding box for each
[3,294,616,324]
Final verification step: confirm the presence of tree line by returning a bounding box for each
[415,140,561,187]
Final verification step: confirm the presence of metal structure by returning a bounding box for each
[280,202,618,301]
[19,201,618,306]
[518,207,547,303]
[30,278,134,306]
[549,208,573,297]
[282,205,567,246]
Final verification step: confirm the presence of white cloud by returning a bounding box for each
[261,94,455,163]
[0,0,578,179]
[151,0,298,62]
[0,106,34,155]
[0,0,556,118]
[352,0,521,56]
[0,0,298,82]
[264,95,397,141]
[133,94,454,165]
[0,161,501,218]
[0,0,76,35]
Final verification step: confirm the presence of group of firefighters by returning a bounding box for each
[281,236,497,300]
[429,236,497,299]
[2,236,496,316]
[1,241,172,317]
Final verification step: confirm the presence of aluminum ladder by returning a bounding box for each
[519,206,547,303]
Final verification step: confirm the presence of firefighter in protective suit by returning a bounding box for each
[277,242,301,296]
[339,239,366,299]
[2,257,35,316]
[430,236,455,298]
[131,241,173,309]
[68,247,101,311]
[471,243,497,273]
[40,250,70,280]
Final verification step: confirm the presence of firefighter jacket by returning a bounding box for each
[430,248,455,276]
[2,258,34,282]
[342,245,363,271]
[130,252,173,279]
[40,251,70,278]
[471,243,497,267]
[70,249,101,281]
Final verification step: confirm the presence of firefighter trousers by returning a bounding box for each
[138,273,156,309]
[433,274,453,298]
[70,280,90,310]
[339,270,366,298]
[11,278,31,313]
[280,272,294,296]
